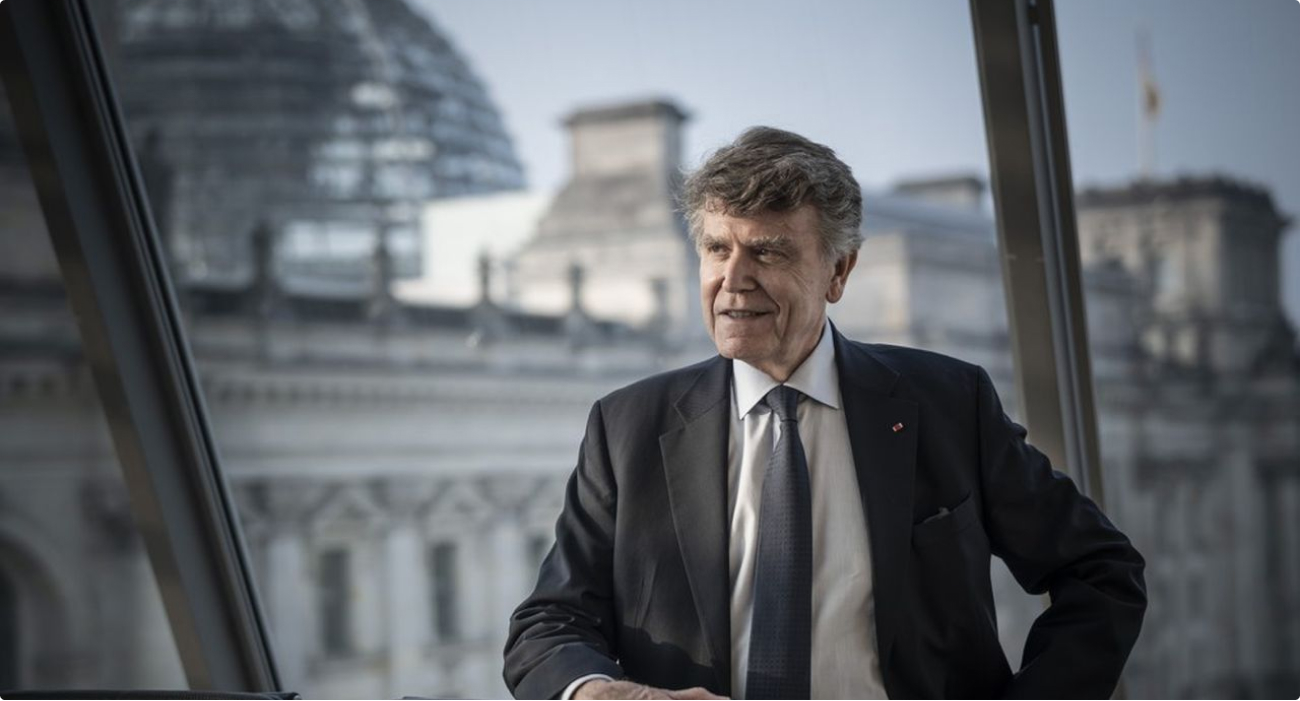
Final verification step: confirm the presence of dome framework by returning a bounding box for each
[99,0,525,294]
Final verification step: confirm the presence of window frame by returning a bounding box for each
[0,0,281,690]
[969,0,1106,503]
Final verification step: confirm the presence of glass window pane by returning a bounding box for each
[89,0,1050,696]
[0,82,186,691]
[1057,1,1300,697]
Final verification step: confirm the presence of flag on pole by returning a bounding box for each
[1137,28,1160,178]
[1139,30,1161,120]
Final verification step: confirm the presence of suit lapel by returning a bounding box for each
[659,355,732,695]
[833,329,917,678]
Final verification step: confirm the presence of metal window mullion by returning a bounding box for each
[0,0,281,691]
[1032,0,1105,502]
[969,0,1105,505]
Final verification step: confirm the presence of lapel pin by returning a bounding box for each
[892,422,905,433]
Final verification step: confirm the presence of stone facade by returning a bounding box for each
[0,269,692,697]
[1075,178,1300,697]
[1076,178,1294,377]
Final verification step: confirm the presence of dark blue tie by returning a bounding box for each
[746,385,812,699]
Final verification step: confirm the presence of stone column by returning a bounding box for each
[1225,435,1261,684]
[265,530,308,690]
[478,477,535,699]
[259,482,322,691]
[377,478,432,698]
[484,478,540,628]
[487,513,526,635]
[382,518,423,695]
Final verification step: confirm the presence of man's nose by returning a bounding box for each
[720,252,756,293]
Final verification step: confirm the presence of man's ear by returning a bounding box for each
[826,250,858,303]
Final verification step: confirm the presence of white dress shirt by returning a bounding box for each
[728,322,887,699]
[564,323,887,700]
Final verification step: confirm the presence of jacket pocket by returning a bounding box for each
[911,492,979,547]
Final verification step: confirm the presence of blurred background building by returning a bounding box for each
[1,0,1297,698]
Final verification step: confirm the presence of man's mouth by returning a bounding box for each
[720,310,771,319]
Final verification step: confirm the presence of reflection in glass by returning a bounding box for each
[0,85,186,690]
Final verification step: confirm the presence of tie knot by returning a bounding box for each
[763,385,801,422]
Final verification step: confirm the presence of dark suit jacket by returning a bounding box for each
[504,330,1147,699]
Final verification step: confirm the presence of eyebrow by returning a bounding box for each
[697,234,795,254]
[742,236,795,253]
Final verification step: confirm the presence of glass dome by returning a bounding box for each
[100,0,525,293]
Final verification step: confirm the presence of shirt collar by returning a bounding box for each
[732,320,842,419]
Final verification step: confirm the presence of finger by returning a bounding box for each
[615,681,671,700]
[666,687,728,699]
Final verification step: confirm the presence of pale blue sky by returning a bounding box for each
[420,0,1300,325]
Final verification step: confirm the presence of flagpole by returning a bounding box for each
[1137,28,1159,180]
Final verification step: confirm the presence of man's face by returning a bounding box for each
[698,204,857,381]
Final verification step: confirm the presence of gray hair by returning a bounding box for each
[680,126,864,260]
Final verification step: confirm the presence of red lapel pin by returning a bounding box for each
[892,422,905,433]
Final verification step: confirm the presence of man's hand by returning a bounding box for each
[573,679,727,700]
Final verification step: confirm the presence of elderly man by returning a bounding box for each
[503,127,1146,699]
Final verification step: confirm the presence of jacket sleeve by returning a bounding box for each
[503,400,626,699]
[974,366,1147,699]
